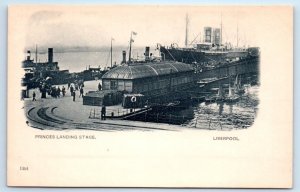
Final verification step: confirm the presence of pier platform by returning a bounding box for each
[23,80,196,131]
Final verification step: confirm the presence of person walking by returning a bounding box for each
[32,91,36,101]
[79,87,84,98]
[98,83,102,91]
[57,87,61,98]
[75,83,79,91]
[62,86,66,97]
[101,105,106,120]
[70,85,74,95]
[72,91,76,102]
[67,82,70,90]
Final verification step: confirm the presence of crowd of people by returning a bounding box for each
[28,80,88,102]
[25,80,110,120]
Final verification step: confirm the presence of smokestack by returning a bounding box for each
[204,27,212,43]
[26,50,31,61]
[122,51,126,64]
[144,47,150,61]
[213,28,221,45]
[48,48,53,63]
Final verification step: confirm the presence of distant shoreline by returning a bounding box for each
[24,45,150,54]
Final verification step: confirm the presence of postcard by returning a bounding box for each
[7,5,293,187]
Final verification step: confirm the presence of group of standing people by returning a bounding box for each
[30,80,104,104]
[68,82,84,102]
[29,80,108,122]
[48,86,66,98]
[30,80,86,102]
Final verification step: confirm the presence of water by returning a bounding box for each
[35,47,151,72]
[126,85,259,130]
[184,85,259,130]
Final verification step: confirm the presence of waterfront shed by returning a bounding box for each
[101,61,196,97]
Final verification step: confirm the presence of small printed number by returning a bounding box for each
[20,166,28,171]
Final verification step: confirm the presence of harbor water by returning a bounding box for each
[128,85,259,130]
[185,85,259,130]
[34,47,153,72]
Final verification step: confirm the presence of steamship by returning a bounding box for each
[159,16,259,65]
[22,48,71,88]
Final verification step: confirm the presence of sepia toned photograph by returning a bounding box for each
[21,6,259,131]
[7,5,292,188]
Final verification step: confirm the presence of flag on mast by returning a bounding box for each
[132,31,137,35]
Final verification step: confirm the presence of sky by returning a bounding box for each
[23,6,274,50]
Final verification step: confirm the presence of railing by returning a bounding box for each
[89,107,145,119]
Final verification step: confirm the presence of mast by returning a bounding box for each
[129,32,132,63]
[35,44,38,64]
[129,31,137,63]
[228,82,233,97]
[218,83,223,97]
[185,13,189,47]
[220,13,223,45]
[234,74,240,91]
[110,38,113,68]
[236,21,239,48]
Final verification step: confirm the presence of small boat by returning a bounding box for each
[205,96,217,103]
[224,82,240,103]
[234,75,245,94]
[205,84,225,103]
[225,95,239,102]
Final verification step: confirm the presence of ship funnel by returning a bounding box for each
[122,50,126,64]
[204,27,212,43]
[213,28,221,46]
[144,46,150,61]
[26,50,31,61]
[48,48,53,63]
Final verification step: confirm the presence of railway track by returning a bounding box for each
[26,106,173,131]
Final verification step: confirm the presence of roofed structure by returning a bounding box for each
[102,62,193,80]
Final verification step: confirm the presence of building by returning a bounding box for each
[101,61,196,98]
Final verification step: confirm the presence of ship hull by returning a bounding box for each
[160,46,248,64]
